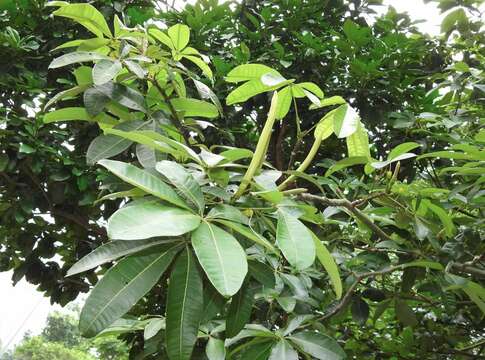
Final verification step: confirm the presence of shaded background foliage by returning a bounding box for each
[1,0,484,359]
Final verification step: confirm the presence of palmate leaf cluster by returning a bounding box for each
[2,0,485,359]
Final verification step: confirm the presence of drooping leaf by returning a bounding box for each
[96,82,147,112]
[191,222,248,297]
[53,3,112,38]
[67,239,173,276]
[83,87,110,117]
[184,55,213,79]
[156,160,205,213]
[92,59,122,85]
[269,340,298,360]
[107,203,200,240]
[289,331,346,360]
[167,24,190,51]
[98,159,190,210]
[171,98,218,118]
[49,51,111,69]
[275,86,292,119]
[311,232,342,299]
[79,244,180,337]
[226,282,254,338]
[206,337,226,360]
[333,104,360,138]
[276,210,315,270]
[166,248,203,360]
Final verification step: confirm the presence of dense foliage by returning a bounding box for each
[1,0,484,359]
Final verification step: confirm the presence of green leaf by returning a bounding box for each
[19,143,36,154]
[333,104,360,138]
[371,153,416,169]
[107,203,200,240]
[191,222,248,297]
[213,219,277,253]
[289,331,346,360]
[96,82,147,112]
[44,107,118,124]
[276,209,315,270]
[325,156,368,177]
[226,282,254,338]
[148,28,174,48]
[225,64,281,83]
[311,232,342,299]
[418,150,485,161]
[184,55,213,79]
[441,8,468,34]
[44,86,86,110]
[248,261,275,289]
[351,297,369,325]
[93,59,122,85]
[170,98,218,118]
[401,260,444,271]
[155,160,205,213]
[226,79,291,106]
[67,239,172,276]
[206,204,249,225]
[422,199,456,237]
[346,122,370,158]
[238,340,275,360]
[298,82,324,98]
[144,318,164,340]
[167,24,190,51]
[388,142,421,160]
[79,244,180,337]
[166,248,203,360]
[83,87,110,117]
[53,3,112,38]
[314,112,335,140]
[49,51,111,69]
[206,337,226,360]
[275,86,292,119]
[98,159,190,210]
[395,299,418,327]
[269,340,298,360]
[310,96,346,109]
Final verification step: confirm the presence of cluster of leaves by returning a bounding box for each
[1,0,485,359]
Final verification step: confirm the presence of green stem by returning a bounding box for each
[278,136,322,190]
[233,92,279,199]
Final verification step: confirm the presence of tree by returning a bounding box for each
[2,0,485,359]
[13,336,94,360]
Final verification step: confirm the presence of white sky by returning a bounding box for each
[0,0,445,352]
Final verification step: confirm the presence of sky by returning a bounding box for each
[0,0,445,352]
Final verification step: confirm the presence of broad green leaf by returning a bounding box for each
[108,203,200,240]
[311,232,342,299]
[202,284,226,324]
[226,79,292,106]
[49,51,111,69]
[184,55,213,79]
[124,60,146,79]
[388,142,421,160]
[314,112,335,140]
[96,82,147,112]
[422,199,456,237]
[261,73,288,87]
[148,28,174,48]
[98,159,190,209]
[226,282,254,337]
[206,337,225,360]
[44,86,86,110]
[418,150,485,161]
[53,3,112,38]
[441,8,468,34]
[213,219,277,253]
[79,244,180,337]
[86,120,146,164]
[346,122,370,158]
[166,248,203,360]
[276,210,315,270]
[333,104,360,138]
[155,160,205,213]
[167,24,190,51]
[395,299,418,327]
[269,340,298,360]
[74,66,93,85]
[310,96,346,109]
[171,98,218,118]
[401,260,444,271]
[83,87,110,117]
[144,318,164,340]
[206,205,249,225]
[67,239,172,276]
[93,59,122,85]
[225,64,280,83]
[44,107,117,124]
[289,331,346,360]
[238,340,275,360]
[298,82,324,98]
[248,261,275,289]
[193,79,222,114]
[78,37,111,51]
[275,86,292,119]
[191,222,248,297]
[325,156,369,177]
[371,153,416,169]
